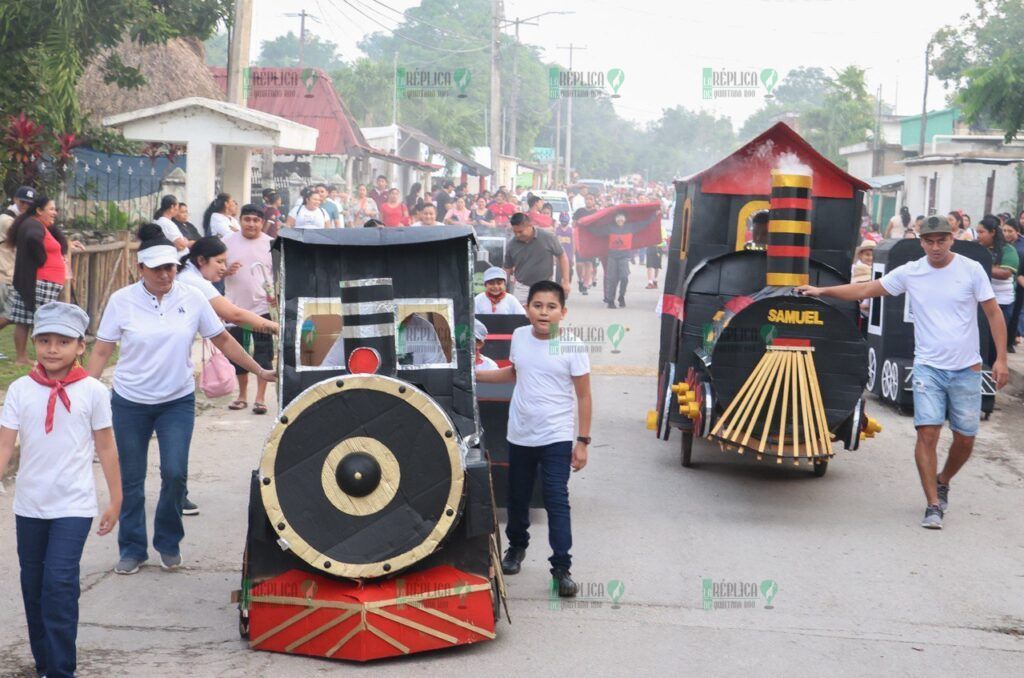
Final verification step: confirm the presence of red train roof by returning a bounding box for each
[681,122,870,199]
[211,67,367,156]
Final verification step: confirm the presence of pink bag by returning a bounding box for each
[200,340,236,398]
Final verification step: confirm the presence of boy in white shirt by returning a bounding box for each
[476,281,592,596]
[0,302,121,678]
[473,319,498,371]
[474,266,526,315]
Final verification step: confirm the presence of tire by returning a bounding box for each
[681,430,693,468]
[812,460,828,478]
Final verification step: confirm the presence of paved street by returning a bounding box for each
[1,264,1022,677]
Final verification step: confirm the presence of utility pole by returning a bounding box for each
[489,0,503,184]
[284,9,319,68]
[501,12,573,160]
[226,0,253,105]
[873,84,883,177]
[392,51,398,126]
[557,43,586,186]
[554,99,561,183]
[918,42,931,157]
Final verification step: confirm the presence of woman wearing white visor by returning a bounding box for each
[88,224,275,575]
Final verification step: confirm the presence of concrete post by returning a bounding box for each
[186,141,216,223]
[222,147,252,205]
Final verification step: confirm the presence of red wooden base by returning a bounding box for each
[247,565,496,662]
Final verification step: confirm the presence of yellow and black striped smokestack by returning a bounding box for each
[766,170,812,287]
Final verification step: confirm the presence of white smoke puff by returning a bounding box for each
[775,151,811,176]
[749,140,775,163]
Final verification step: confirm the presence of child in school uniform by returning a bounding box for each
[0,302,121,678]
[474,266,526,315]
[473,319,499,372]
[476,280,592,596]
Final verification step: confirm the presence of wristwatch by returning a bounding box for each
[576,436,591,445]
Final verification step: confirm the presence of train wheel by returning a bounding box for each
[681,430,693,468]
[812,460,828,478]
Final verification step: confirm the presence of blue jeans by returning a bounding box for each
[506,441,573,571]
[912,363,982,437]
[16,515,92,678]
[112,390,195,560]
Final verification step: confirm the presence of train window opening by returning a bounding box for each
[395,299,457,369]
[868,264,885,335]
[296,298,345,370]
[735,200,770,252]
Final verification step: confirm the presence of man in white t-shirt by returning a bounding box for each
[476,280,592,597]
[799,216,1009,530]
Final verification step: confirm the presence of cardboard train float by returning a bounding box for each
[650,123,884,476]
[237,226,507,662]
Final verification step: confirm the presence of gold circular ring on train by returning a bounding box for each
[259,374,464,579]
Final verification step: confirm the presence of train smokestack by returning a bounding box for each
[766,170,812,287]
[339,277,397,376]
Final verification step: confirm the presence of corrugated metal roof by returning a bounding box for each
[211,67,367,155]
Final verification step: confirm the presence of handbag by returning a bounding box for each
[200,340,236,398]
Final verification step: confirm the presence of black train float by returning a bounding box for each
[238,226,506,662]
[650,123,882,475]
[865,238,997,416]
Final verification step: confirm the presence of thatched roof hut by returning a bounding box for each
[78,37,223,125]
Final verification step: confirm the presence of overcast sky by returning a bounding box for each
[250,0,974,129]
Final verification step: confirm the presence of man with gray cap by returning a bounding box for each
[798,215,1009,530]
[474,266,526,315]
[0,187,39,352]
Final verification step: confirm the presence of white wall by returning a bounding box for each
[904,161,1021,219]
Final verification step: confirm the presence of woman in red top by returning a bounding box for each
[5,195,80,364]
[379,188,410,227]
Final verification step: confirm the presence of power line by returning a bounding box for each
[334,0,489,54]
[358,0,487,48]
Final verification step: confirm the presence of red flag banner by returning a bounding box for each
[575,202,663,258]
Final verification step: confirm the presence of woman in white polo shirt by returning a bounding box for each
[87,224,275,575]
[153,195,191,253]
[285,187,330,229]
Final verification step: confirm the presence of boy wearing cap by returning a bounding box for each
[0,302,122,678]
[474,266,526,315]
[799,216,1009,529]
[473,319,498,371]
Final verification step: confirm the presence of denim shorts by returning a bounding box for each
[912,363,982,436]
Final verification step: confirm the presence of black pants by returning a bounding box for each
[604,256,629,303]
[1010,283,1023,347]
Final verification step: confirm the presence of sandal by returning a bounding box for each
[252,402,268,415]
[228,400,248,410]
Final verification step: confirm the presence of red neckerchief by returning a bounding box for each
[485,290,506,311]
[28,364,89,434]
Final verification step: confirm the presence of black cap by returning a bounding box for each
[13,186,36,202]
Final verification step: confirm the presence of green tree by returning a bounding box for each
[740,66,829,139]
[332,58,395,127]
[931,0,1024,140]
[205,30,228,66]
[0,0,231,133]
[257,31,344,70]
[800,66,875,168]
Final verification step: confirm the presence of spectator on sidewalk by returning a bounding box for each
[469,196,495,228]
[1004,219,1024,350]
[379,188,410,227]
[443,197,471,225]
[173,203,202,242]
[475,267,526,315]
[203,193,240,238]
[87,224,275,575]
[260,192,283,239]
[0,186,38,354]
[410,204,439,227]
[348,184,379,227]
[798,216,1008,530]
[5,195,77,365]
[489,190,517,228]
[0,302,121,678]
[286,187,330,229]
[976,215,1018,358]
[504,212,571,306]
[369,175,389,212]
[404,182,424,216]
[885,206,911,239]
[153,195,191,253]
[223,205,276,415]
[476,280,592,598]
[314,184,343,228]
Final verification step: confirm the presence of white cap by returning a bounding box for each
[483,266,506,283]
[138,244,181,268]
[473,319,488,341]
